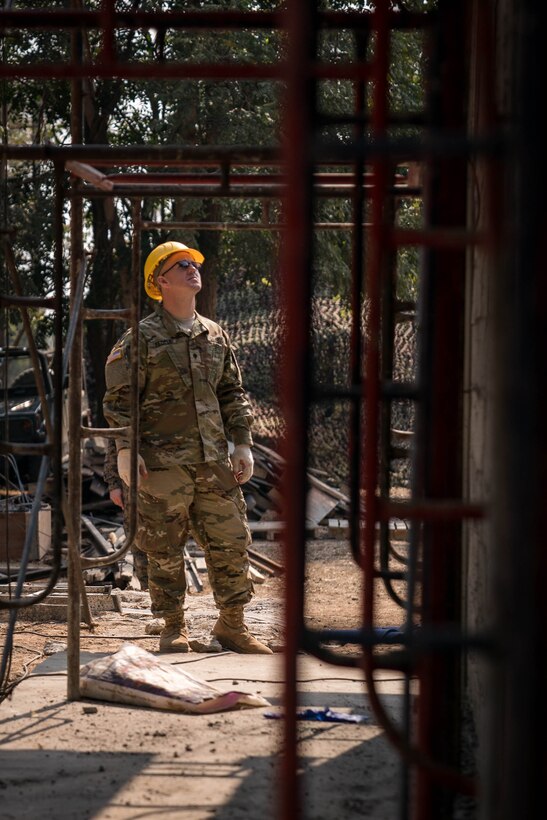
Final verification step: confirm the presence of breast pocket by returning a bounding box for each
[148,346,192,395]
[206,341,225,386]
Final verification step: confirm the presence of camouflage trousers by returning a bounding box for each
[131,545,149,590]
[137,459,253,619]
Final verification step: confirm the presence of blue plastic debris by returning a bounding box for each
[264,707,368,724]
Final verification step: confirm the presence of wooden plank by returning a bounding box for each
[391,428,414,442]
[327,518,350,540]
[184,546,203,593]
[306,485,339,527]
[193,556,207,572]
[390,519,410,540]
[307,473,350,506]
[251,463,268,480]
[251,495,276,513]
[248,521,285,532]
[267,487,283,507]
[249,564,267,584]
[327,518,410,541]
[248,475,273,489]
[248,546,284,574]
[253,441,285,466]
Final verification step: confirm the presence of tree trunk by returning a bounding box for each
[85,198,131,426]
[196,201,222,320]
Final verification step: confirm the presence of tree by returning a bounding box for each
[1,0,425,430]
[1,0,282,422]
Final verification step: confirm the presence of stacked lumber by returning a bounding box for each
[79,437,362,537]
[79,436,412,544]
[243,441,349,538]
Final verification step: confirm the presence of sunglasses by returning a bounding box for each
[163,259,202,275]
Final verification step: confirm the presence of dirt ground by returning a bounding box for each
[1,535,409,687]
[0,535,413,820]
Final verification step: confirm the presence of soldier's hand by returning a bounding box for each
[110,488,124,509]
[230,444,254,484]
[117,449,148,488]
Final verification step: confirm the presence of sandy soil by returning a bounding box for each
[1,535,410,686]
[0,535,414,820]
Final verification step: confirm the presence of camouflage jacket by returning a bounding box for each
[103,305,253,467]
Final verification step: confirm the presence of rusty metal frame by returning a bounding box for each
[280,2,498,819]
[0,170,65,611]
[0,164,66,700]
[486,2,547,818]
[0,2,510,818]
[0,5,428,83]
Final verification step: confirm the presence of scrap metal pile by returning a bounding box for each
[78,436,351,590]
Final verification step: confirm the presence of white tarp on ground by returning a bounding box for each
[80,643,270,714]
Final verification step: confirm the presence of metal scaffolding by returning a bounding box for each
[2,2,536,820]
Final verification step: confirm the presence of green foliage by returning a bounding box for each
[1,0,425,419]
[395,197,422,301]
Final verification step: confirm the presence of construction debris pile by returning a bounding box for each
[1,428,410,596]
[82,438,350,533]
[73,436,353,589]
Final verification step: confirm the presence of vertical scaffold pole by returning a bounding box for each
[280,2,316,818]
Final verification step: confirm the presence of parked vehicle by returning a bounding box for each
[0,347,88,484]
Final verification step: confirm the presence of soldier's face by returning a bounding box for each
[158,252,202,294]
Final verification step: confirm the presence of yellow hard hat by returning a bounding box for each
[143,241,205,300]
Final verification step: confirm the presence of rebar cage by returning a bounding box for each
[1,3,546,820]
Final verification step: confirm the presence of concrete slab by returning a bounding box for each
[0,648,411,819]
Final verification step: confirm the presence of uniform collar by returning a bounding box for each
[156,303,208,338]
[192,312,210,337]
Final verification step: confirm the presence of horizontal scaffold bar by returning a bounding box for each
[0,9,433,31]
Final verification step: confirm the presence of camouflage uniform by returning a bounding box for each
[103,437,149,590]
[103,304,254,620]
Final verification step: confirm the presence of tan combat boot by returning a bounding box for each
[159,611,190,652]
[213,606,273,654]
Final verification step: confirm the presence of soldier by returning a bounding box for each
[103,241,272,654]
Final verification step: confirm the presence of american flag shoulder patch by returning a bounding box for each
[106,348,123,365]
